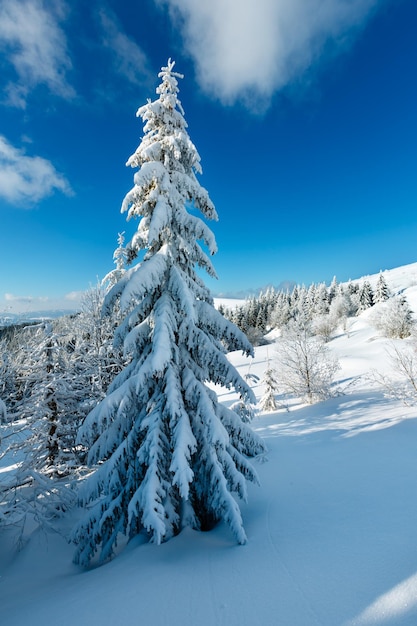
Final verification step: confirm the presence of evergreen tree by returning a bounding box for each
[306,283,317,316]
[346,280,358,296]
[271,291,291,328]
[103,231,128,289]
[0,343,17,415]
[0,397,6,424]
[328,276,338,304]
[73,60,264,566]
[260,357,279,412]
[374,272,390,303]
[293,285,304,316]
[314,282,330,316]
[290,285,299,311]
[263,287,278,329]
[357,280,374,313]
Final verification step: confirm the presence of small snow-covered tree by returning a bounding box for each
[73,60,265,566]
[313,282,330,316]
[328,292,354,334]
[0,327,30,413]
[357,280,374,313]
[328,276,338,304]
[295,286,311,320]
[370,342,417,407]
[103,232,128,289]
[0,398,6,424]
[270,292,291,328]
[311,314,338,342]
[329,292,352,319]
[276,317,340,404]
[372,295,414,339]
[346,280,360,315]
[259,358,279,412]
[0,322,79,529]
[374,272,390,303]
[76,282,124,400]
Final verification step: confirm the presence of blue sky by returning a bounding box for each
[0,0,416,313]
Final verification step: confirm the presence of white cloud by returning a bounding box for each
[0,0,75,107]
[5,293,33,304]
[2,292,81,314]
[98,8,153,87]
[160,0,379,106]
[0,135,73,206]
[5,293,48,304]
[65,291,83,302]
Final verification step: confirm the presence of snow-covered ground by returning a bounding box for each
[2,263,417,625]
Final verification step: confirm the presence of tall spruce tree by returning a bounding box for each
[73,60,265,566]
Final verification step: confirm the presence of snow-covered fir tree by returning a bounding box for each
[357,280,374,313]
[0,343,16,416]
[328,276,338,304]
[73,60,265,566]
[103,232,128,289]
[314,282,330,316]
[374,272,390,303]
[271,291,292,328]
[0,397,6,424]
[259,357,279,412]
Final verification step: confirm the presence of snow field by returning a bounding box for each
[2,263,417,625]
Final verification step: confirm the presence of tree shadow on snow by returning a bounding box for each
[254,389,417,440]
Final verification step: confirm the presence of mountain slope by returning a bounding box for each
[2,262,417,625]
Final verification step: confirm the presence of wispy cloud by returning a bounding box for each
[98,7,153,87]
[0,0,75,108]
[5,293,48,304]
[2,292,81,313]
[0,135,73,207]
[160,0,379,107]
[65,291,83,302]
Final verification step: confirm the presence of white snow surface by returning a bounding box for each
[2,263,417,625]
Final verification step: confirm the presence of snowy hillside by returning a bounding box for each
[2,263,417,625]
[349,261,417,295]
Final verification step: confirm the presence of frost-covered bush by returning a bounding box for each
[371,296,414,339]
[276,318,340,404]
[311,314,338,342]
[370,342,417,407]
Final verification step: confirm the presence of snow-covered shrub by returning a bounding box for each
[370,342,417,406]
[328,292,355,327]
[276,318,340,404]
[245,325,268,346]
[311,314,338,342]
[0,300,124,532]
[371,296,414,339]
